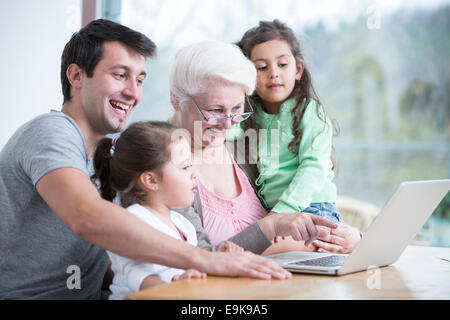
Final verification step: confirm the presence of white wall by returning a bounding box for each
[0,0,82,149]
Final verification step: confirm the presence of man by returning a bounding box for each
[0,19,290,300]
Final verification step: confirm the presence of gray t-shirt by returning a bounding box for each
[0,111,108,299]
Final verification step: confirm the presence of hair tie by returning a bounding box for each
[110,138,118,156]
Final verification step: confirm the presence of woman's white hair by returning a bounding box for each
[169,41,256,104]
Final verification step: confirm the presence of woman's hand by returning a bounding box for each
[259,212,338,247]
[172,269,207,282]
[217,240,244,252]
[312,224,361,254]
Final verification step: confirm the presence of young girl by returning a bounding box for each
[236,20,341,225]
[92,121,242,299]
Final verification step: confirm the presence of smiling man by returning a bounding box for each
[0,19,290,300]
[62,40,147,155]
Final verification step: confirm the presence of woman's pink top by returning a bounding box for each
[196,152,268,246]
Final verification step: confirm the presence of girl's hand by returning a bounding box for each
[312,224,361,254]
[172,269,207,282]
[273,236,286,243]
[217,241,244,253]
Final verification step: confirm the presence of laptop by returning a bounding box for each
[267,179,450,276]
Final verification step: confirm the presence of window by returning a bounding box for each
[100,0,450,247]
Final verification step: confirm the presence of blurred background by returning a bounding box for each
[1,0,449,246]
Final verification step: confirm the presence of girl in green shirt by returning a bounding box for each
[237,19,340,224]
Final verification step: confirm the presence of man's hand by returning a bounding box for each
[199,250,291,280]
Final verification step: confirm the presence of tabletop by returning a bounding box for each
[126,245,450,300]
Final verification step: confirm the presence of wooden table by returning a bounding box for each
[127,245,450,300]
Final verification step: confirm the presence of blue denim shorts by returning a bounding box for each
[301,202,340,224]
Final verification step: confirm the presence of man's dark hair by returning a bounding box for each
[61,19,156,104]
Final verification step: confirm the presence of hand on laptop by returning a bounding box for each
[312,224,361,254]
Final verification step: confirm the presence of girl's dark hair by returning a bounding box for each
[61,19,157,104]
[92,121,177,207]
[236,19,339,170]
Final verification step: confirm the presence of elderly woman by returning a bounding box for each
[170,41,360,255]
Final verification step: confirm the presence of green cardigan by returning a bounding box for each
[253,98,337,213]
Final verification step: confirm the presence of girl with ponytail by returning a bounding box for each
[92,121,241,299]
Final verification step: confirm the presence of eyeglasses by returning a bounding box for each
[189,95,254,125]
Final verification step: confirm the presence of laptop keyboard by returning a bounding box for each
[289,255,347,267]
